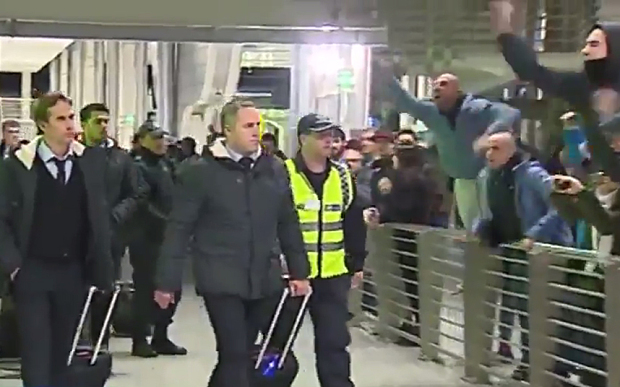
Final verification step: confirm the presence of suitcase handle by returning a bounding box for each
[67,286,121,366]
[254,287,312,370]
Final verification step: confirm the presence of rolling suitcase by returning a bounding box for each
[59,286,121,387]
[252,287,311,387]
[111,281,134,338]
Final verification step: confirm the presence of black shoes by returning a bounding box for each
[150,338,188,356]
[131,341,158,358]
[395,323,421,347]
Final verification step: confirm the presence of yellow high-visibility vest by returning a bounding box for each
[284,159,354,278]
[259,114,265,138]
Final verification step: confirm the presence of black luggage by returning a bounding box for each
[252,287,311,387]
[111,281,134,338]
[58,286,121,387]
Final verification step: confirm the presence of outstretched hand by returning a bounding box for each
[490,0,515,35]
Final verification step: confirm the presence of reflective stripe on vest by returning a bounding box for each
[284,159,353,278]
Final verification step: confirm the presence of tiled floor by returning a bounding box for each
[0,292,465,387]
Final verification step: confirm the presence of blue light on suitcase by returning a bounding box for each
[260,353,281,377]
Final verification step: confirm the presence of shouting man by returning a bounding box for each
[379,64,520,231]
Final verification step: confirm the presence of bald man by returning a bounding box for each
[473,132,572,381]
[380,65,520,231]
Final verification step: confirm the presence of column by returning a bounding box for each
[118,42,138,146]
[82,41,97,105]
[287,44,301,155]
[93,41,105,103]
[156,42,173,135]
[49,57,61,92]
[21,72,32,120]
[59,50,70,94]
[134,42,148,133]
[105,41,120,138]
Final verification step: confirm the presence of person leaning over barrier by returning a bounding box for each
[376,59,520,232]
[472,132,573,382]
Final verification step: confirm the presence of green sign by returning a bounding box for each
[337,69,354,91]
[122,114,136,126]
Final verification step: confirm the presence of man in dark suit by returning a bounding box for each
[155,99,310,387]
[0,92,113,387]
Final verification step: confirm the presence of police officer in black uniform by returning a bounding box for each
[129,122,186,358]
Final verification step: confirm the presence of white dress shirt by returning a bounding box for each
[37,140,74,183]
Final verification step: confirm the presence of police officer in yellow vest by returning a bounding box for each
[285,113,366,387]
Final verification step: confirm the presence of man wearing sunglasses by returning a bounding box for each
[129,122,187,358]
[0,119,22,159]
[80,103,145,348]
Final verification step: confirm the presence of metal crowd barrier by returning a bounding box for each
[348,223,620,387]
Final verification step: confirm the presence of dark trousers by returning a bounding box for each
[498,247,529,364]
[310,275,353,387]
[89,240,125,345]
[14,260,85,387]
[202,292,280,387]
[129,241,181,342]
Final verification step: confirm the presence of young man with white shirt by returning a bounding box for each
[0,92,113,387]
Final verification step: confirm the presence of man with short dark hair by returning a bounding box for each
[261,132,287,162]
[331,126,346,163]
[80,102,144,347]
[1,119,21,158]
[0,92,113,387]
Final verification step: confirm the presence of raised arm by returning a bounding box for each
[486,101,521,134]
[490,1,590,106]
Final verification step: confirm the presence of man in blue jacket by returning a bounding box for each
[473,131,573,382]
[381,68,520,230]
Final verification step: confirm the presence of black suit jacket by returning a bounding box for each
[0,138,113,289]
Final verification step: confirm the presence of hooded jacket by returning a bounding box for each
[155,138,309,297]
[499,23,620,183]
[498,22,620,107]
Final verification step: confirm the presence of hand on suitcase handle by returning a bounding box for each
[288,279,311,297]
[154,290,175,309]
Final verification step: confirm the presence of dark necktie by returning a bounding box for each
[53,158,67,185]
[239,157,253,170]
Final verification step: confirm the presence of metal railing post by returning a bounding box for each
[372,225,397,339]
[417,229,442,362]
[605,258,620,387]
[461,239,494,384]
[528,249,562,386]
